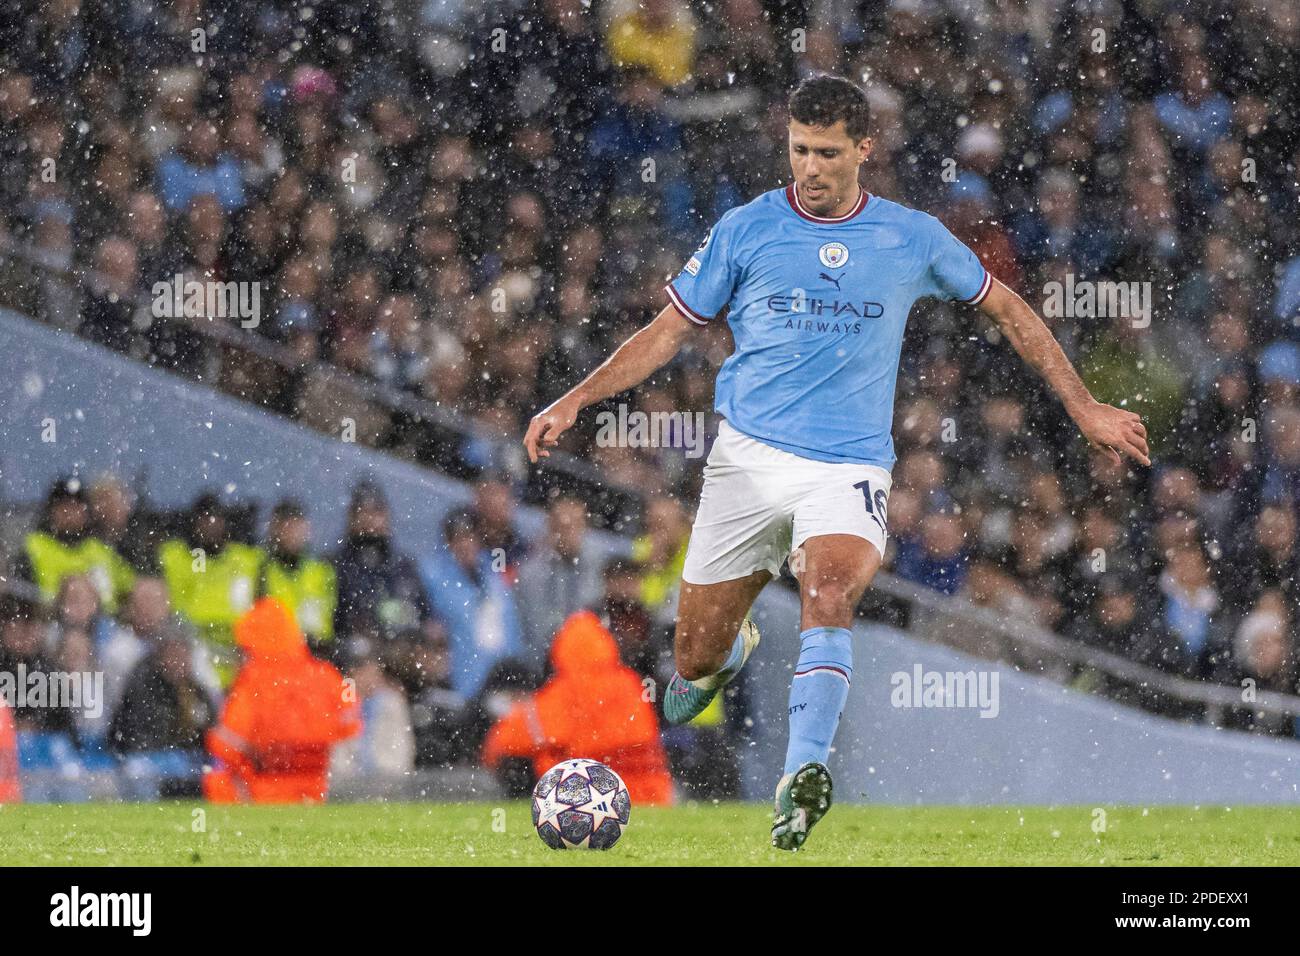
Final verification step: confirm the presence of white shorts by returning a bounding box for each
[681,419,893,585]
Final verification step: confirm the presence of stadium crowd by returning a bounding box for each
[0,473,708,800]
[2,0,1300,802]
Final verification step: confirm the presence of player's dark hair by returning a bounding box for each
[788,74,872,141]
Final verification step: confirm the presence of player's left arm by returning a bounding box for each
[978,278,1150,467]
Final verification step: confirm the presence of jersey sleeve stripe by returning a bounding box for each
[665,283,711,326]
[962,269,992,305]
[793,664,852,685]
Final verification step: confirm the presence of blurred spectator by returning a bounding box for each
[894,510,970,596]
[78,236,142,355]
[1257,340,1300,410]
[1260,404,1300,505]
[1065,504,1143,616]
[204,599,360,803]
[99,577,220,726]
[401,632,465,768]
[45,572,108,656]
[21,477,135,615]
[515,495,602,672]
[482,610,672,804]
[333,481,433,656]
[1081,575,1187,671]
[961,553,1040,623]
[258,499,338,657]
[370,293,430,392]
[86,474,157,574]
[1226,590,1298,735]
[588,67,691,233]
[994,510,1073,629]
[458,657,541,779]
[1277,253,1300,333]
[156,119,246,213]
[599,556,662,678]
[1158,543,1221,675]
[471,473,529,571]
[42,575,108,744]
[108,631,217,759]
[0,596,57,732]
[631,494,689,624]
[419,508,524,700]
[1011,167,1114,274]
[331,655,416,778]
[1082,317,1186,458]
[606,0,697,88]
[122,191,179,288]
[0,700,18,803]
[1154,50,1232,159]
[1229,504,1300,616]
[157,492,264,675]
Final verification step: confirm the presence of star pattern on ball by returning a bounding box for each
[577,790,621,834]
[534,788,569,831]
[532,758,630,850]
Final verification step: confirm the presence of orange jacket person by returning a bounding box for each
[482,610,673,805]
[0,700,19,803]
[204,598,359,803]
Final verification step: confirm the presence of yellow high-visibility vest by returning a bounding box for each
[25,532,135,614]
[260,556,337,641]
[158,539,265,648]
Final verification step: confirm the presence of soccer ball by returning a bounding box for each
[531,758,632,850]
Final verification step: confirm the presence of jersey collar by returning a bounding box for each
[786,182,870,224]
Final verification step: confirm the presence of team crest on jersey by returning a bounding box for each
[819,242,849,268]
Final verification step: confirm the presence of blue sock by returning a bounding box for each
[690,629,747,691]
[783,627,853,775]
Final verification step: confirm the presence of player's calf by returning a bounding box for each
[664,572,770,726]
[664,615,760,726]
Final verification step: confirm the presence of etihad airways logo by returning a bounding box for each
[767,292,884,319]
[784,317,864,333]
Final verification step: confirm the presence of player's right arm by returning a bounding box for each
[523,304,694,462]
[526,210,741,463]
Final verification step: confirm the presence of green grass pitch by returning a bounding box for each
[2,803,1299,866]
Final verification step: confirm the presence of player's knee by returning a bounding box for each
[802,577,863,626]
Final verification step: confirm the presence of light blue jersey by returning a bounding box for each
[666,183,991,469]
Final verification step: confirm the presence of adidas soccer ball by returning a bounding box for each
[531,758,632,850]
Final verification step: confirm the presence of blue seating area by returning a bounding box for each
[17,731,203,802]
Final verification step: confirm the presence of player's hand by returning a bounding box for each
[1073,400,1150,467]
[524,395,581,463]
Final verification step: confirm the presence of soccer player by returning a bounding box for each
[524,74,1149,850]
